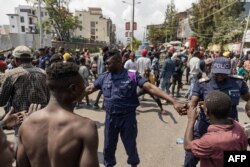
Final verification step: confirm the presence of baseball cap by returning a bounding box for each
[63,53,71,61]
[211,57,231,74]
[223,51,230,58]
[141,49,148,57]
[13,45,32,58]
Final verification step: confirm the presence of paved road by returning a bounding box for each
[2,85,250,167]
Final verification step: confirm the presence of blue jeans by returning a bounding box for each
[160,77,172,94]
[186,75,198,99]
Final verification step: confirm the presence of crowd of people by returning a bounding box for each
[0,43,250,167]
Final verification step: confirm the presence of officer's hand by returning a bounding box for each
[173,101,188,115]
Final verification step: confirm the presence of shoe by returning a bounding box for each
[92,104,100,109]
[86,104,92,108]
[161,109,168,115]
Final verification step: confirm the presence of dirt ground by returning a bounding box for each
[3,85,250,167]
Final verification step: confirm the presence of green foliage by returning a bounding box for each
[27,0,81,41]
[147,0,178,44]
[163,0,178,42]
[147,26,165,44]
[127,37,141,51]
[189,0,245,47]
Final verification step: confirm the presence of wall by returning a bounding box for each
[0,33,52,50]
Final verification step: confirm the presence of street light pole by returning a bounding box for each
[38,0,43,48]
[131,0,135,51]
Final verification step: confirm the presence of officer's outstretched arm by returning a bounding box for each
[142,82,187,114]
[85,84,98,95]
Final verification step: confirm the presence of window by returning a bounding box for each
[91,29,95,35]
[91,36,95,40]
[90,21,95,28]
[79,21,82,24]
[21,26,25,32]
[12,25,15,28]
[96,29,98,32]
[79,14,82,16]
[29,18,33,24]
[79,27,82,31]
[41,12,44,17]
[20,16,25,23]
[11,16,14,19]
[32,10,35,15]
[96,22,98,24]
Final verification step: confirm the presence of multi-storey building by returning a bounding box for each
[7,5,49,34]
[74,7,115,44]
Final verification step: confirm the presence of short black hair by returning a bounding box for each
[102,46,109,53]
[103,49,120,62]
[46,62,79,80]
[46,62,81,92]
[49,53,63,65]
[205,91,231,119]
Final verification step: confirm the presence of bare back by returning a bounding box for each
[17,107,99,167]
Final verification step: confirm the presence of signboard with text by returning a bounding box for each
[125,22,137,31]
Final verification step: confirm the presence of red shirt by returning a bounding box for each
[190,120,248,167]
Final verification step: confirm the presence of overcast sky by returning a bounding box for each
[0,0,196,42]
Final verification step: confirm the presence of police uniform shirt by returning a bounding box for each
[192,76,249,119]
[94,69,147,114]
[38,56,46,69]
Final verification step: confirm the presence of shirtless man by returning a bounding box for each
[17,62,99,167]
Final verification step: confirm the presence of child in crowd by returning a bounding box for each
[184,91,248,167]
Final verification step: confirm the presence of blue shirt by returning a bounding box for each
[160,57,175,78]
[39,54,51,70]
[192,76,249,120]
[94,69,147,114]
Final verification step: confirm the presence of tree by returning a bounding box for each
[127,37,141,51]
[189,0,245,47]
[27,0,81,41]
[147,26,165,44]
[163,0,178,42]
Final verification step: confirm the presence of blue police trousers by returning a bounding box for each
[104,112,140,167]
[184,113,209,167]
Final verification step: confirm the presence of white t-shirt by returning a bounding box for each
[189,57,202,75]
[137,57,151,75]
[124,59,138,71]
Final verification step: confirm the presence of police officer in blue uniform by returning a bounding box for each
[184,57,250,167]
[86,50,188,167]
[38,47,51,70]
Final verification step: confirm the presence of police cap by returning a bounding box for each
[211,57,231,74]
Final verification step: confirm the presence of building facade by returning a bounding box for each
[74,7,115,44]
[7,5,49,34]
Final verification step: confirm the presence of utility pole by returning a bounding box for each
[38,0,43,48]
[131,0,135,51]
